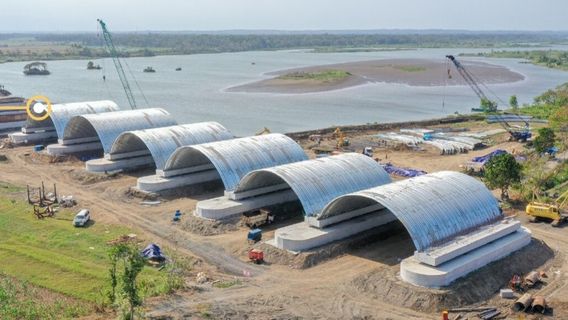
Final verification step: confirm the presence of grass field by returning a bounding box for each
[278,69,352,82]
[0,182,172,309]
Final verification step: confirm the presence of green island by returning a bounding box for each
[460,50,568,71]
[393,65,427,72]
[277,70,352,82]
[0,182,182,319]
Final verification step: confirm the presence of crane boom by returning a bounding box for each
[97,19,137,109]
[446,55,492,103]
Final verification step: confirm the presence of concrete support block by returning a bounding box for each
[307,204,384,228]
[226,183,290,200]
[273,211,397,252]
[157,164,216,178]
[137,170,220,193]
[414,219,521,267]
[9,130,57,144]
[86,155,154,173]
[400,227,532,288]
[59,136,100,146]
[22,125,55,134]
[46,142,103,156]
[105,150,151,160]
[196,189,298,220]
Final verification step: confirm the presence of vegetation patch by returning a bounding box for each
[0,189,175,305]
[393,65,426,72]
[0,275,87,320]
[461,50,568,71]
[278,69,351,82]
[212,279,241,289]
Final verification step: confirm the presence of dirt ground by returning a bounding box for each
[227,58,524,94]
[0,121,567,320]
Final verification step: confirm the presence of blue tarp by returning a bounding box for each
[471,149,507,164]
[383,163,427,177]
[141,243,166,261]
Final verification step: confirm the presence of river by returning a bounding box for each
[1,47,566,136]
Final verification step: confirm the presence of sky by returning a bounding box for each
[1,0,567,32]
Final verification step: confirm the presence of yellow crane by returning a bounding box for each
[526,189,568,227]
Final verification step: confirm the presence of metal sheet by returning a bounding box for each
[27,100,119,138]
[234,153,392,216]
[109,122,234,170]
[319,171,502,251]
[62,108,177,153]
[164,133,308,191]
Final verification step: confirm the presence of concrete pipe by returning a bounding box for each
[524,271,540,287]
[513,293,533,312]
[532,296,546,314]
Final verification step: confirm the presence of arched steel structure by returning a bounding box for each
[163,133,308,191]
[319,171,502,251]
[109,122,234,170]
[62,108,177,153]
[234,153,392,217]
[26,100,119,138]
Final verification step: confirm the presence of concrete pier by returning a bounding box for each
[46,142,102,156]
[86,155,154,173]
[136,170,220,193]
[195,189,298,220]
[9,130,57,144]
[400,227,531,287]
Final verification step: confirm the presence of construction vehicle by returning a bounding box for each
[98,19,137,109]
[248,249,264,264]
[256,127,271,135]
[333,128,350,149]
[243,209,274,228]
[363,146,373,157]
[526,202,567,227]
[247,228,262,243]
[445,55,531,142]
[143,66,156,73]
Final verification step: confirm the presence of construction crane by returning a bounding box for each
[97,19,137,109]
[446,55,531,142]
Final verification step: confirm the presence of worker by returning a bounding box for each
[102,75,106,82]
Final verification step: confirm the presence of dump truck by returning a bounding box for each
[526,202,568,227]
[248,249,264,264]
[242,208,274,228]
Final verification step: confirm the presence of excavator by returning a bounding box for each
[526,189,568,227]
[445,55,531,142]
[333,128,350,149]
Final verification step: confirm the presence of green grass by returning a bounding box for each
[0,275,86,320]
[212,279,241,289]
[278,69,351,82]
[460,50,568,71]
[0,183,172,305]
[393,65,426,72]
[517,104,561,119]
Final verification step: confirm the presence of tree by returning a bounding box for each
[480,98,498,113]
[550,106,568,133]
[509,95,519,110]
[108,243,146,320]
[484,153,522,200]
[533,127,556,154]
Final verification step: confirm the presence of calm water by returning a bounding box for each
[1,47,567,136]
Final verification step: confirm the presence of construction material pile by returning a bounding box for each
[383,163,427,177]
[376,128,484,155]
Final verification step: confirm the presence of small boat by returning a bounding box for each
[0,85,11,97]
[23,62,50,76]
[87,61,102,70]
[143,66,156,73]
[251,62,256,65]
[175,67,182,71]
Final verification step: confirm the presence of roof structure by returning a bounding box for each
[108,122,234,170]
[319,171,502,251]
[234,153,392,216]
[163,133,308,191]
[26,100,119,138]
[62,108,177,153]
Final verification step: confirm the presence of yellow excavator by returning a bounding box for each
[526,189,568,227]
[333,128,350,149]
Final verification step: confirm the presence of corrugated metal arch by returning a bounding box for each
[164,133,308,191]
[319,171,502,251]
[62,108,177,153]
[27,100,119,138]
[234,153,392,216]
[109,122,234,170]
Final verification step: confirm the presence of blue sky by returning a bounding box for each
[1,0,567,32]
